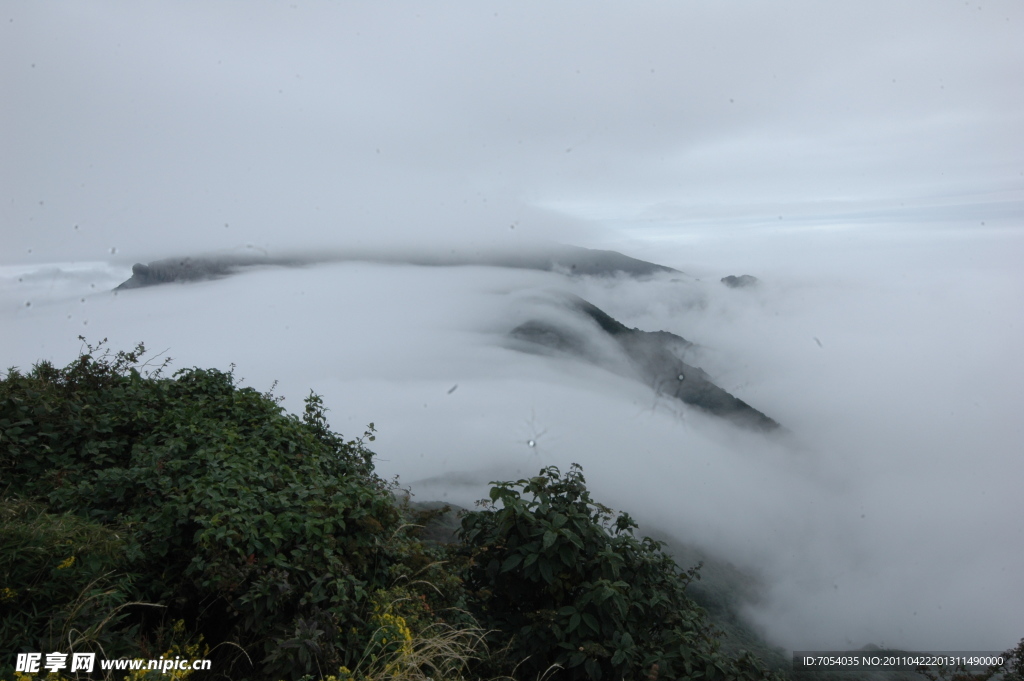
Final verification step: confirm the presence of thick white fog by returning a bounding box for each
[4,229,1022,652]
[3,0,1023,657]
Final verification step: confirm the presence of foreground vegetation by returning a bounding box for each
[1,341,1018,680]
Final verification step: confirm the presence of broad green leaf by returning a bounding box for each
[501,553,524,573]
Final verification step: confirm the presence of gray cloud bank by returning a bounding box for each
[3,2,1022,263]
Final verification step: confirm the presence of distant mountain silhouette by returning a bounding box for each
[114,245,675,289]
[721,274,759,288]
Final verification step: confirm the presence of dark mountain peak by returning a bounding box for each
[511,294,779,432]
[721,274,759,289]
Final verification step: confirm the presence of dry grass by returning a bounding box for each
[341,622,502,681]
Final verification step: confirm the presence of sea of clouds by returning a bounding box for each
[3,218,1021,654]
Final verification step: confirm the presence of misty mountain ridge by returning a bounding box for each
[113,245,777,430]
[508,293,778,430]
[112,243,676,290]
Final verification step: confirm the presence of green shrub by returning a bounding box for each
[0,340,419,679]
[0,498,140,660]
[458,464,785,681]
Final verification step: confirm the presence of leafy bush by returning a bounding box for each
[0,340,422,679]
[0,498,140,659]
[458,464,785,681]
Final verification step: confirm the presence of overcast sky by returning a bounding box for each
[3,0,1023,659]
[3,1,1022,261]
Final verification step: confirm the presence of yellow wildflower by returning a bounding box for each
[56,555,76,570]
